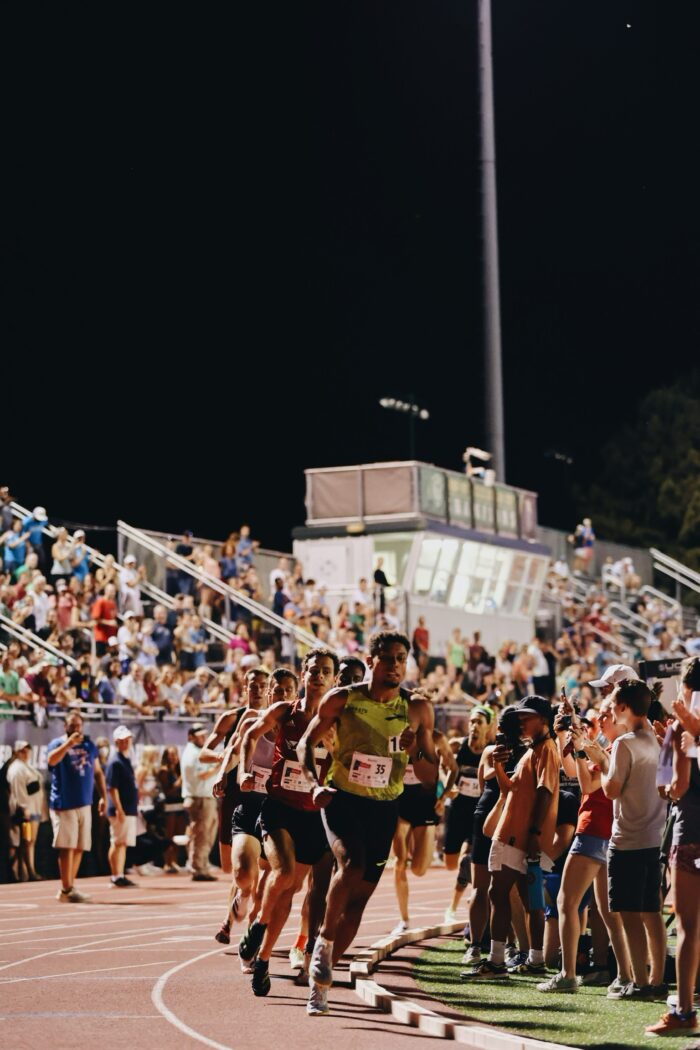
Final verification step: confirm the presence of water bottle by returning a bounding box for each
[527,860,544,910]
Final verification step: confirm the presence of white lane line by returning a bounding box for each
[151,948,233,1050]
[0,960,178,984]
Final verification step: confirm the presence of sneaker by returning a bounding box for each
[289,946,305,970]
[192,872,218,882]
[58,887,91,903]
[512,960,547,976]
[580,968,610,987]
[645,1010,698,1036]
[443,908,458,924]
[391,921,410,937]
[607,978,634,999]
[239,922,266,963]
[294,966,310,987]
[504,944,520,968]
[648,982,669,1000]
[56,887,73,903]
[505,951,528,972]
[251,959,271,997]
[215,921,231,945]
[537,972,578,994]
[461,946,482,966]
[618,983,656,1000]
[110,875,137,888]
[310,939,333,988]
[460,959,509,980]
[240,955,254,974]
[307,981,330,1016]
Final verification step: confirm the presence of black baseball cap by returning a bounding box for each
[516,695,553,720]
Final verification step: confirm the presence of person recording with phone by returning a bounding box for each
[47,710,107,903]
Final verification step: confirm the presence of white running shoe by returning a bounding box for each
[240,954,255,974]
[443,908,458,924]
[461,946,481,966]
[289,946,305,970]
[307,981,330,1016]
[391,920,410,937]
[56,887,92,903]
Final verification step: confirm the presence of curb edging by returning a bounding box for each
[350,924,579,1050]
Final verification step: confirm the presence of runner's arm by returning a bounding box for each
[199,707,242,763]
[239,702,288,786]
[435,730,458,795]
[405,695,437,787]
[297,688,347,787]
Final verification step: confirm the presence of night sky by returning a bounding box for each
[3,2,697,553]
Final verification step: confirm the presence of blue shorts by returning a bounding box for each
[543,871,592,920]
[570,833,609,865]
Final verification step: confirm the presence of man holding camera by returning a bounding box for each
[48,710,108,902]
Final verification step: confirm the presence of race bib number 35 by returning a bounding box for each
[459,776,481,798]
[280,760,312,793]
[348,751,391,789]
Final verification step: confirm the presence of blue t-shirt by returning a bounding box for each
[72,543,90,581]
[22,514,46,546]
[106,752,139,817]
[48,735,99,810]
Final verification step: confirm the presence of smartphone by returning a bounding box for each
[560,715,572,730]
[495,732,508,747]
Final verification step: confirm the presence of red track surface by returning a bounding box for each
[0,866,456,1050]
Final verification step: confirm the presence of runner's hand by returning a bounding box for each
[399,726,417,751]
[239,773,256,793]
[212,773,227,798]
[312,785,336,808]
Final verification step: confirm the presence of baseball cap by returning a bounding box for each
[516,695,553,720]
[240,653,260,670]
[13,739,30,752]
[124,554,137,565]
[123,611,136,620]
[589,664,639,689]
[74,529,86,539]
[113,725,133,741]
[189,722,207,735]
[32,506,47,520]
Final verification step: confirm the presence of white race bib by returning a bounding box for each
[459,776,481,798]
[403,764,421,786]
[251,765,269,795]
[348,751,391,789]
[388,734,404,754]
[280,760,312,793]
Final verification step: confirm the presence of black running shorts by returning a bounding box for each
[322,787,400,884]
[257,796,328,866]
[397,784,438,828]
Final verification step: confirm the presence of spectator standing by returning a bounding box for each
[7,741,43,881]
[601,679,668,998]
[91,582,118,656]
[22,506,48,569]
[373,557,391,614]
[70,530,90,581]
[219,541,238,584]
[118,662,151,715]
[528,634,553,699]
[106,726,139,888]
[235,524,255,571]
[412,616,430,675]
[181,723,220,881]
[158,746,185,873]
[0,485,13,533]
[50,527,73,586]
[119,554,144,616]
[175,530,196,595]
[152,605,173,665]
[47,710,107,902]
[2,518,29,576]
[269,556,289,592]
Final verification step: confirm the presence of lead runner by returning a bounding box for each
[297,630,437,1015]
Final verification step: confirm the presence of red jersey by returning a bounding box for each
[268,700,332,812]
[91,597,117,643]
[576,755,613,839]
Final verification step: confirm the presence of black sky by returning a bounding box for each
[2,2,697,552]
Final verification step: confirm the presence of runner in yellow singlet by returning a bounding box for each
[297,631,437,1015]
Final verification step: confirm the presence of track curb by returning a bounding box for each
[351,923,579,1050]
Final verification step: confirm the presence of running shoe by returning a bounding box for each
[239,922,266,963]
[505,951,529,972]
[310,939,333,988]
[443,908,458,924]
[512,960,547,976]
[537,972,578,994]
[391,921,410,937]
[191,872,218,882]
[240,955,254,974]
[460,959,509,980]
[645,1009,698,1036]
[607,978,633,999]
[461,946,481,966]
[294,967,310,987]
[215,920,231,945]
[252,959,271,997]
[617,983,656,1000]
[110,875,137,888]
[504,944,520,968]
[56,887,92,903]
[289,946,305,969]
[307,981,330,1016]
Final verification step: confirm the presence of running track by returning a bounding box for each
[0,866,457,1050]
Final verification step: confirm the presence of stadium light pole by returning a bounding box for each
[379,396,430,459]
[478,0,506,483]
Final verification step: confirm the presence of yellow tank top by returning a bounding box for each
[328,687,410,800]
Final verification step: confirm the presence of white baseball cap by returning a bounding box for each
[589,664,639,689]
[113,725,133,741]
[33,506,47,520]
[124,554,137,565]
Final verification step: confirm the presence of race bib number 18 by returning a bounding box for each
[348,751,391,789]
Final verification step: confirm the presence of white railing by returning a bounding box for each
[9,501,233,649]
[0,613,79,669]
[650,548,700,598]
[608,602,652,634]
[118,520,327,652]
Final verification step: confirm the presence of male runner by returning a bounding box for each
[237,648,339,998]
[443,706,492,922]
[391,726,457,934]
[202,667,269,944]
[298,631,437,1015]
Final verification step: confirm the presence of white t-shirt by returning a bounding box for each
[607,724,668,850]
[118,675,147,708]
[527,644,549,678]
[181,741,214,799]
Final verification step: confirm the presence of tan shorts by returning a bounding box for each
[109,814,137,848]
[50,805,92,851]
